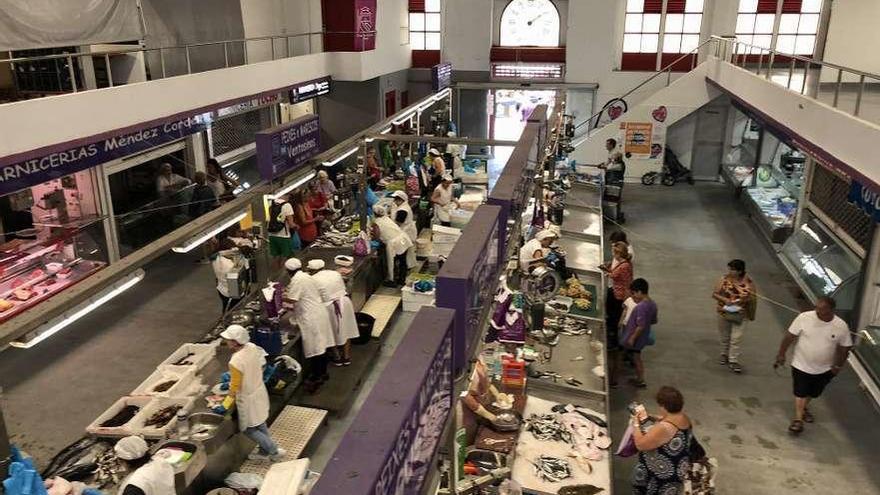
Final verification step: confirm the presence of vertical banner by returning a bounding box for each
[355,0,377,51]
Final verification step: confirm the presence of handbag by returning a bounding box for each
[353,232,370,257]
[720,305,744,324]
[689,432,708,462]
[615,423,638,458]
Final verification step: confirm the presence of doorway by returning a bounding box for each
[491,89,555,141]
[384,90,397,118]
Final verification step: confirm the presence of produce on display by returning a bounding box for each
[557,277,591,311]
[0,299,13,311]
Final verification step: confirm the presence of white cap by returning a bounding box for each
[429,148,441,156]
[307,259,325,271]
[536,230,558,241]
[372,204,387,216]
[447,131,457,137]
[441,173,453,182]
[115,436,149,461]
[284,258,302,271]
[391,190,408,201]
[221,324,250,344]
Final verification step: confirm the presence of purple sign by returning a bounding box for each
[312,307,454,495]
[255,114,321,181]
[0,112,212,196]
[432,63,452,92]
[436,206,502,374]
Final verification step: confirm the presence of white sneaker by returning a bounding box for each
[270,448,288,462]
[248,451,271,461]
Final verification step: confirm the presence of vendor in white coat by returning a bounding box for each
[115,436,175,495]
[446,132,466,177]
[283,258,334,392]
[391,191,418,268]
[431,174,457,227]
[371,204,414,287]
[218,325,286,462]
[519,229,558,273]
[307,259,359,367]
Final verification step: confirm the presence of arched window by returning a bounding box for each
[499,0,561,47]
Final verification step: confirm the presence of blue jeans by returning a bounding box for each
[244,423,278,455]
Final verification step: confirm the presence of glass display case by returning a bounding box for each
[722,108,761,187]
[780,211,862,321]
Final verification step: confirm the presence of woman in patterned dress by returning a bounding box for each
[630,386,692,495]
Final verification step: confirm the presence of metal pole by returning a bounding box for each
[766,52,774,79]
[757,51,763,75]
[286,36,290,58]
[66,56,78,92]
[666,69,672,87]
[243,41,249,64]
[691,49,697,70]
[855,74,866,117]
[160,48,166,78]
[832,68,842,107]
[271,38,276,60]
[185,45,192,74]
[787,58,795,89]
[104,53,113,87]
[224,42,229,67]
[801,63,808,95]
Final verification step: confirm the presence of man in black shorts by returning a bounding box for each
[775,297,853,434]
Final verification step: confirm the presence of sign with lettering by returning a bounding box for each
[355,0,377,51]
[256,115,321,181]
[848,180,880,223]
[310,307,454,495]
[290,77,331,103]
[0,113,212,196]
[432,63,453,92]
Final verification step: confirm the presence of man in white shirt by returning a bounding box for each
[267,195,298,270]
[156,162,191,195]
[775,297,853,435]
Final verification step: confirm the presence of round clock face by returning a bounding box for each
[500,0,561,47]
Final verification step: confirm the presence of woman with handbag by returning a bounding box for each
[629,386,695,495]
[712,259,756,374]
[601,241,633,387]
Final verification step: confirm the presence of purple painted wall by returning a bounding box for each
[311,306,455,495]
[435,205,501,374]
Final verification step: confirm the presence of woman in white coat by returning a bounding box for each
[307,259,359,367]
[283,258,335,392]
[519,229,558,272]
[219,325,286,462]
[431,174,457,227]
[391,191,418,268]
[115,436,175,495]
[371,204,414,286]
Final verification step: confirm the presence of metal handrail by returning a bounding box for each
[711,35,880,117]
[573,38,715,132]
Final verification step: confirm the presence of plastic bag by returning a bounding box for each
[615,423,638,457]
[353,231,370,257]
[224,472,263,490]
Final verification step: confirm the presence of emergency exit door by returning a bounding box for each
[385,90,397,118]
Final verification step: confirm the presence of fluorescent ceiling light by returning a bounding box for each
[10,269,146,349]
[271,172,316,200]
[322,146,358,166]
[172,212,248,253]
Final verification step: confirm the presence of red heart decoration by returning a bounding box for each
[608,105,624,121]
[652,106,668,123]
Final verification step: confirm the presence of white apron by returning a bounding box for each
[394,202,419,268]
[433,185,454,223]
[286,271,334,358]
[519,238,545,272]
[311,270,360,345]
[118,460,177,495]
[375,216,414,279]
[230,343,270,430]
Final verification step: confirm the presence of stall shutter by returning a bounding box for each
[810,165,873,251]
[409,0,425,12]
[211,107,272,159]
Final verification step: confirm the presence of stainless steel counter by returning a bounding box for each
[557,235,603,277]
[560,206,603,242]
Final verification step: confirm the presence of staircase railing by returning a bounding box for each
[570,38,716,148]
[711,35,880,123]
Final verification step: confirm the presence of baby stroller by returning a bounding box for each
[641,146,694,186]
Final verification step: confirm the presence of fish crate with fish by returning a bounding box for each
[129,397,196,439]
[159,342,220,372]
[131,366,200,398]
[86,396,154,438]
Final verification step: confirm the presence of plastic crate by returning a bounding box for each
[87,396,154,438]
[129,397,197,439]
[431,225,461,244]
[131,367,200,398]
[159,342,219,372]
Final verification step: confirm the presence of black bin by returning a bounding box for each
[353,312,375,345]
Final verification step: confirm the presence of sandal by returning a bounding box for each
[803,409,815,423]
[728,362,743,374]
[788,419,804,434]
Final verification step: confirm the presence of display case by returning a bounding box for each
[721,109,761,188]
[779,211,861,321]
